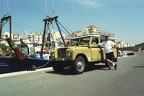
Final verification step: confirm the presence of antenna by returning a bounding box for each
[45,0,48,16]
[7,0,10,15]
[4,0,6,15]
[52,0,55,16]
[3,0,10,15]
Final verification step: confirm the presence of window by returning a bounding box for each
[70,39,79,46]
[92,38,99,44]
[79,37,90,45]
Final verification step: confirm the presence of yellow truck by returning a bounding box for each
[49,33,118,74]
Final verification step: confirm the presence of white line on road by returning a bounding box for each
[0,67,52,78]
[118,55,130,58]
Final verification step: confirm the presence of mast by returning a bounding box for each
[0,15,12,39]
[10,16,12,40]
[0,15,26,59]
[54,16,67,47]
[41,18,47,58]
[0,15,12,55]
[41,16,67,58]
[0,22,2,39]
[52,0,55,16]
[41,17,53,58]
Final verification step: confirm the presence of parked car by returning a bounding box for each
[118,50,123,57]
[127,51,134,55]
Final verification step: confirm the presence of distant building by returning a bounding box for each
[117,40,135,48]
[50,31,68,42]
[13,34,21,42]
[72,25,100,37]
[118,42,144,52]
[3,32,10,39]
[85,25,100,33]
[27,32,43,44]
[72,30,85,37]
[1,32,21,44]
[72,25,115,40]
[35,32,43,44]
[51,31,61,41]
[2,32,21,40]
[134,43,144,52]
[27,33,34,43]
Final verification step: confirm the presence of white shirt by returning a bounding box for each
[100,40,115,53]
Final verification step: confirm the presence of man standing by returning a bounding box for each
[99,36,117,70]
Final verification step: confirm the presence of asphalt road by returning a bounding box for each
[0,52,144,96]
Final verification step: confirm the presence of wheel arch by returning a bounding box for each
[75,54,88,64]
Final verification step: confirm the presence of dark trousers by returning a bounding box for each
[105,52,115,66]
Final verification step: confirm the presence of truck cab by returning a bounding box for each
[49,33,118,74]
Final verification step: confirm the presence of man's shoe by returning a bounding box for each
[114,64,117,70]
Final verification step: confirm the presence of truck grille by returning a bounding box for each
[58,48,67,58]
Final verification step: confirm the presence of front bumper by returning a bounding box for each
[49,59,75,67]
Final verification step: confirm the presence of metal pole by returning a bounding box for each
[0,22,2,39]
[41,20,47,58]
[10,16,12,39]
[55,18,67,47]
[9,16,12,55]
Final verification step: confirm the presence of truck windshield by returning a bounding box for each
[69,37,90,46]
[70,39,79,46]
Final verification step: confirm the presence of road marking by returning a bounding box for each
[0,67,52,78]
[118,55,129,58]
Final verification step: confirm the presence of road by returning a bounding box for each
[0,52,144,96]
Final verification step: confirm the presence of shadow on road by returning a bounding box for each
[46,65,109,75]
[133,66,144,68]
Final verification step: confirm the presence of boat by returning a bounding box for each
[0,15,51,74]
[0,37,51,74]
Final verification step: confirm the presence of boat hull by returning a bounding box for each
[0,57,51,74]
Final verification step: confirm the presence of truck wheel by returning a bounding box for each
[73,56,86,74]
[53,64,64,73]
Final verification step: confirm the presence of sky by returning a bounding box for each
[0,0,144,44]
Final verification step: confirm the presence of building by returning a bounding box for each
[72,25,115,40]
[2,32,20,40]
[27,32,43,44]
[1,32,21,44]
[133,43,144,52]
[85,25,100,33]
[13,34,21,42]
[72,25,100,37]
[117,40,135,48]
[72,30,86,37]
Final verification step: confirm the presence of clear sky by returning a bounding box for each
[0,0,144,44]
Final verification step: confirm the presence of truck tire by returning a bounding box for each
[73,56,86,74]
[53,64,64,73]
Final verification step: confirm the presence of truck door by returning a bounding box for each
[91,37,105,61]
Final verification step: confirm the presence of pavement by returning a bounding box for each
[0,52,144,96]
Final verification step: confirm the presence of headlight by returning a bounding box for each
[67,51,72,57]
